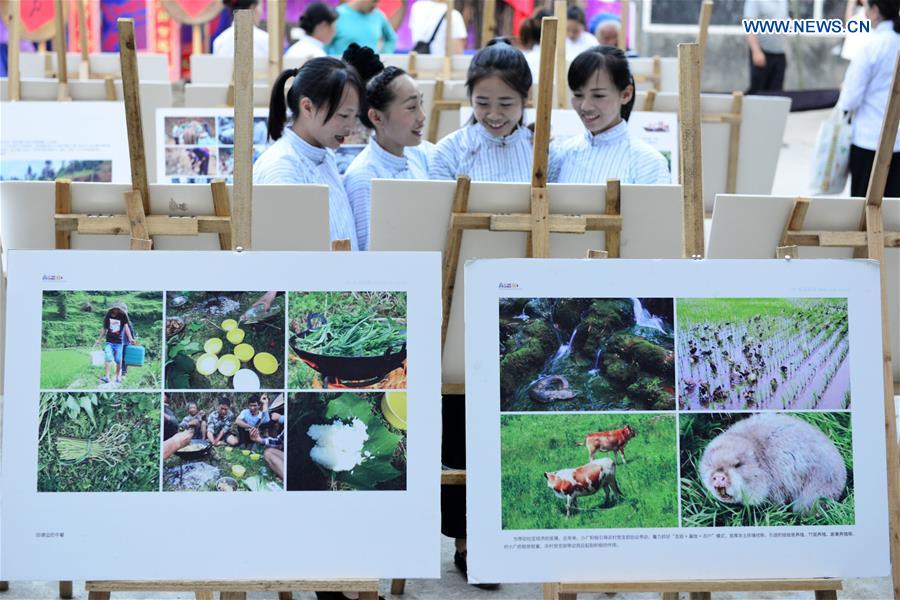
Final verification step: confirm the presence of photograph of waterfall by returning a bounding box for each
[499,298,675,412]
[676,298,850,411]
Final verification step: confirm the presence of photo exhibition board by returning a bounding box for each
[708,194,900,381]
[0,102,131,184]
[634,92,790,212]
[464,258,890,584]
[156,107,272,184]
[0,182,331,253]
[369,180,684,384]
[1,250,441,581]
[0,80,173,182]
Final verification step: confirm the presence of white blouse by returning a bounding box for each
[430,123,533,182]
[253,128,359,250]
[548,120,670,184]
[212,24,270,59]
[284,31,326,60]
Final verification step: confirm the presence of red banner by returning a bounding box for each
[148,2,181,81]
[67,0,102,53]
[17,0,57,40]
[169,0,218,20]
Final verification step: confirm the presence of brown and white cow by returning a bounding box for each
[544,458,622,517]
[579,424,637,464]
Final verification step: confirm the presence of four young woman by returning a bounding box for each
[253,39,671,247]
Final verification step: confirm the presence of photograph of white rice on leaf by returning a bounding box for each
[288,292,408,389]
[287,392,406,491]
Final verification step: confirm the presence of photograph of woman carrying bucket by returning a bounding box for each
[40,291,162,390]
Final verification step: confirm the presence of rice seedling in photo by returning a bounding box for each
[288,292,407,389]
[677,298,850,410]
[499,298,675,412]
[37,392,160,492]
[500,413,678,530]
[680,412,854,527]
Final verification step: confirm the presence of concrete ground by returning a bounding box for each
[2,110,897,599]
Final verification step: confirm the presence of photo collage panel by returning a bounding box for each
[38,290,409,494]
[498,297,853,530]
[162,115,269,184]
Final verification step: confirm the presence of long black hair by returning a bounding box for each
[465,38,532,124]
[267,56,364,140]
[568,45,635,120]
[299,2,338,35]
[870,0,900,32]
[359,66,409,129]
[519,8,551,48]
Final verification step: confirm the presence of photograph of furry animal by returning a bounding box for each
[499,298,675,412]
[677,298,850,410]
[680,412,853,527]
[500,413,677,530]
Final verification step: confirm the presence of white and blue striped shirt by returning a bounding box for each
[253,128,359,250]
[430,123,533,182]
[343,136,432,251]
[548,120,671,184]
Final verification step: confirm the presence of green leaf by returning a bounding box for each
[65,395,80,420]
[242,476,265,492]
[340,457,401,489]
[326,393,373,424]
[78,395,97,427]
[363,422,401,458]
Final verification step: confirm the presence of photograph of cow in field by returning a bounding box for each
[577,424,637,464]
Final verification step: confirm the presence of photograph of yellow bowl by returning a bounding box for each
[224,447,233,453]
[234,343,255,362]
[204,338,223,354]
[241,449,251,456]
[226,328,245,345]
[195,353,219,376]
[253,352,278,375]
[250,453,261,461]
[231,464,246,478]
[381,391,407,430]
[217,354,240,377]
[221,319,238,331]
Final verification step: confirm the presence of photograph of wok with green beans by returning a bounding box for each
[288,292,407,390]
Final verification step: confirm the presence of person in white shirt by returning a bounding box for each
[212,0,270,59]
[285,2,337,60]
[565,6,597,58]
[839,0,900,197]
[409,0,467,56]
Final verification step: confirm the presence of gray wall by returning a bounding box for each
[640,31,850,93]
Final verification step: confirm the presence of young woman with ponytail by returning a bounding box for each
[548,46,670,184]
[342,62,430,250]
[839,0,900,197]
[253,47,375,250]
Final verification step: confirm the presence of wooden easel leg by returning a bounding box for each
[358,592,378,600]
[194,592,213,600]
[87,592,110,600]
[604,178,621,257]
[542,582,560,600]
[814,591,838,600]
[689,593,711,600]
[660,593,678,600]
[277,592,293,600]
[55,179,73,250]
[0,581,8,591]
[59,580,73,599]
[428,79,445,143]
[220,592,246,600]
[390,578,406,594]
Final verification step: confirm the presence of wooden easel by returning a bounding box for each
[481,0,497,46]
[63,12,374,599]
[776,53,900,600]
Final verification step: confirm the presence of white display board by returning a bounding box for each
[0,182,331,253]
[17,52,169,81]
[708,193,900,382]
[369,180,684,384]
[0,101,131,184]
[156,108,271,184]
[1,250,441,580]
[465,258,890,584]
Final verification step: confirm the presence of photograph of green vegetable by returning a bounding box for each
[165,291,285,390]
[287,392,407,491]
[288,292,407,389]
[40,291,163,390]
[37,392,161,492]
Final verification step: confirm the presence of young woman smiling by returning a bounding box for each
[343,55,430,250]
[429,39,534,182]
[253,47,379,250]
[549,46,670,184]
